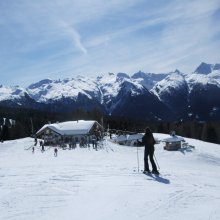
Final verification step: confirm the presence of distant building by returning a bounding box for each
[114,133,143,146]
[36,120,103,145]
[115,134,127,145]
[163,134,185,151]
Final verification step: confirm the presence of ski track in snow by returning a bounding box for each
[0,136,220,220]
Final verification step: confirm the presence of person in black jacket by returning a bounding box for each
[54,148,58,157]
[141,127,159,174]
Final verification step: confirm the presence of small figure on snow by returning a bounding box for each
[54,148,58,157]
[32,146,35,154]
[95,139,98,150]
[34,137,37,146]
[72,138,77,149]
[92,136,98,150]
[41,142,45,152]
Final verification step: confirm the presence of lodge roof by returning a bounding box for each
[36,120,101,136]
[163,135,185,143]
[115,133,143,142]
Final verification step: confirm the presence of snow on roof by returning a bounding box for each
[127,134,143,141]
[115,135,127,142]
[115,133,143,142]
[36,120,99,135]
[163,135,185,143]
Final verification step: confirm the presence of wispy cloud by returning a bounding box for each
[0,0,219,86]
[57,20,87,55]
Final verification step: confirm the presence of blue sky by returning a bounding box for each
[0,0,220,87]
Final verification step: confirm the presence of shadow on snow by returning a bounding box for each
[145,174,170,184]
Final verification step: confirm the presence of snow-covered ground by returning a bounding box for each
[0,134,220,220]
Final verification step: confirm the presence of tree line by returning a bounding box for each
[0,106,219,144]
[104,117,220,144]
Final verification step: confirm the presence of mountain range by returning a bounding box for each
[0,62,220,121]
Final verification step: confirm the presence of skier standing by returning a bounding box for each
[72,138,76,149]
[34,138,37,146]
[92,137,95,149]
[54,148,58,157]
[141,127,159,174]
[95,139,98,151]
[41,142,45,152]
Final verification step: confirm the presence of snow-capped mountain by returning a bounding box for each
[0,62,219,121]
[151,70,189,118]
[96,73,145,113]
[131,71,168,90]
[151,63,220,120]
[0,85,27,102]
[94,72,172,120]
[24,72,170,120]
[27,77,100,103]
[0,85,40,109]
[186,68,220,120]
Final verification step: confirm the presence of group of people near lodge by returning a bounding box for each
[33,126,159,174]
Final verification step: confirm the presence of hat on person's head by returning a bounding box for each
[145,127,151,134]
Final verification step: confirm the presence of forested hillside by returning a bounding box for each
[0,106,219,144]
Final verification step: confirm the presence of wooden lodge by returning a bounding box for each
[36,120,103,145]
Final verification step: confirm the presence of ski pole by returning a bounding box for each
[24,145,34,150]
[136,145,140,172]
[154,154,160,170]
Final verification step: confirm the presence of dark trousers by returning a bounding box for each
[144,148,157,171]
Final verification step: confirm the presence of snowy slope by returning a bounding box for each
[0,135,220,220]
[151,66,220,120]
[131,71,168,90]
[95,72,145,112]
[187,62,220,94]
[185,68,220,120]
[151,70,187,100]
[150,71,189,118]
[187,70,220,92]
[96,73,170,120]
[96,73,125,105]
[0,85,27,102]
[150,63,220,99]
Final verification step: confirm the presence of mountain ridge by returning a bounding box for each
[0,62,219,121]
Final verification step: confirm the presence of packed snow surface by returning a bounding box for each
[0,134,220,220]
